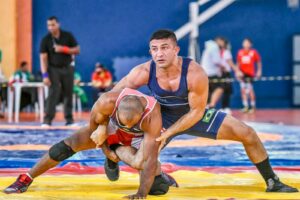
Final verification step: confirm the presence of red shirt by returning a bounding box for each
[107,88,157,147]
[91,70,112,84]
[237,49,261,77]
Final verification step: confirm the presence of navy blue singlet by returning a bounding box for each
[148,57,191,116]
[147,57,226,140]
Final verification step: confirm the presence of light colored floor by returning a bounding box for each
[0,109,299,199]
[0,171,299,200]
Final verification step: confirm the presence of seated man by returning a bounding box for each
[0,61,6,118]
[9,61,36,110]
[73,71,88,105]
[4,88,177,199]
[91,62,113,102]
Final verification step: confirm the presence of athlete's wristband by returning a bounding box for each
[62,46,70,54]
[42,72,49,78]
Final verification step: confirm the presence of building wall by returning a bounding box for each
[0,0,32,77]
[32,0,300,108]
[17,0,32,71]
[0,0,17,77]
[199,0,300,108]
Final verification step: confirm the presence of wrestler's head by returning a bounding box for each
[117,95,145,128]
[149,29,180,68]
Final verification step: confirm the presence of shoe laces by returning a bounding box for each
[161,172,179,187]
[13,174,32,187]
[267,175,280,189]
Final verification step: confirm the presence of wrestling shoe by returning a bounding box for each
[161,172,179,187]
[104,157,119,181]
[4,174,33,194]
[149,172,179,195]
[266,176,298,192]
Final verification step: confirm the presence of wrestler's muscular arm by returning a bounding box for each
[89,92,116,146]
[156,61,209,150]
[124,105,162,199]
[112,62,150,91]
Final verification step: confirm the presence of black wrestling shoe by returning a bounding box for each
[161,172,179,187]
[266,176,298,193]
[104,157,119,181]
[149,174,169,195]
[4,174,33,194]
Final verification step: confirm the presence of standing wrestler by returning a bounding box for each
[107,29,297,193]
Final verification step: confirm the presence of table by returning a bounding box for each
[7,82,47,123]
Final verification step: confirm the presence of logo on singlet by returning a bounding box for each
[202,109,216,123]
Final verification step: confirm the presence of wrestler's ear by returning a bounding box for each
[175,45,180,55]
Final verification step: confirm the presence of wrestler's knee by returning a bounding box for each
[241,126,258,145]
[49,140,75,162]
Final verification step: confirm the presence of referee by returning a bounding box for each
[40,16,80,126]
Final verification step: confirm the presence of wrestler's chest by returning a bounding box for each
[156,76,181,91]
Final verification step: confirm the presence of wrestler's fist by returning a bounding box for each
[90,125,107,146]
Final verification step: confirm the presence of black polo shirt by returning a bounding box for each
[40,30,78,68]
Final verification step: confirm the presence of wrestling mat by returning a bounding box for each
[0,122,299,199]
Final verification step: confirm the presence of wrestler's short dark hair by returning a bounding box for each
[150,29,177,44]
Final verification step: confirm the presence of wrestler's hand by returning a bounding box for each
[156,131,171,152]
[90,125,107,146]
[107,151,120,163]
[102,144,120,163]
[123,193,146,199]
[90,131,101,146]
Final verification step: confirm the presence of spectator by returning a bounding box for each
[73,71,88,104]
[40,16,80,126]
[215,36,243,114]
[201,40,224,108]
[0,50,5,83]
[9,61,36,110]
[0,50,6,118]
[91,62,112,102]
[237,38,262,113]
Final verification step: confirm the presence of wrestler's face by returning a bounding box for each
[117,112,142,129]
[149,38,180,68]
[47,19,60,35]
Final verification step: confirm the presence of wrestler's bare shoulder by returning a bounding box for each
[132,61,151,75]
[188,60,207,78]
